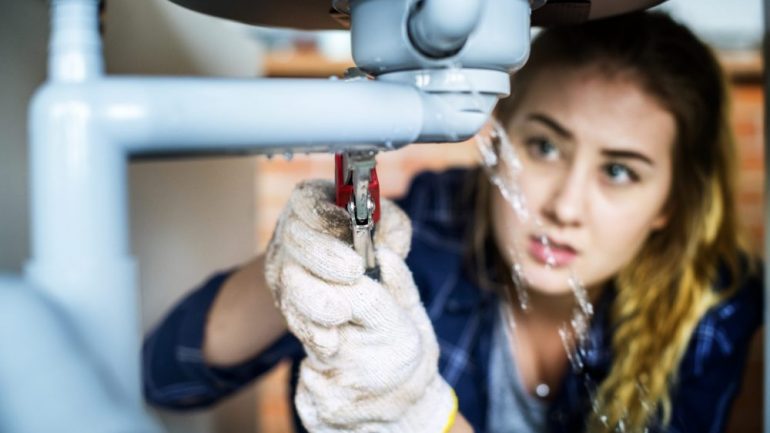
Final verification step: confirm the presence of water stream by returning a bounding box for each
[475,116,608,420]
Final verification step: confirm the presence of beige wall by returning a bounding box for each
[103,0,264,76]
[0,0,266,273]
[0,0,48,272]
[104,1,266,432]
[1,0,266,431]
[130,157,258,433]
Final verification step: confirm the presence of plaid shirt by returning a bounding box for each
[143,168,762,433]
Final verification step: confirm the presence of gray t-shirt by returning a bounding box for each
[486,303,549,433]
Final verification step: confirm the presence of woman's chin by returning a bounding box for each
[518,263,578,296]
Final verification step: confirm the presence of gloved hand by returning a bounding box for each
[264,180,457,433]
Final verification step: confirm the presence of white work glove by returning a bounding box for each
[265,180,457,433]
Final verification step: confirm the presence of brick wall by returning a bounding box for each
[252,84,764,433]
[725,84,764,433]
[732,85,765,249]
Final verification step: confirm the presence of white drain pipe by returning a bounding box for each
[25,0,529,422]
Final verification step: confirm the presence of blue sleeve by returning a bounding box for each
[393,168,472,289]
[393,168,475,224]
[142,270,303,410]
[393,171,433,219]
[665,269,763,433]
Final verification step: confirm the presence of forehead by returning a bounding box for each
[512,67,676,158]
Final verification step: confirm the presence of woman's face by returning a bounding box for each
[492,67,675,295]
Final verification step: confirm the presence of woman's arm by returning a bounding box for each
[143,256,298,409]
[202,254,288,367]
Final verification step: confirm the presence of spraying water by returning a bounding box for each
[413,63,627,426]
[474,117,595,333]
[472,116,635,426]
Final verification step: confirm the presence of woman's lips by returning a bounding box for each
[528,236,578,267]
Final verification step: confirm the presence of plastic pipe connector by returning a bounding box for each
[49,0,103,82]
[407,0,484,58]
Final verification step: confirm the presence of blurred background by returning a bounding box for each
[0,0,763,432]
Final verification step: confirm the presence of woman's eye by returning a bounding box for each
[525,137,560,161]
[603,163,639,184]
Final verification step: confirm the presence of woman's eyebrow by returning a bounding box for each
[601,149,655,166]
[526,113,573,139]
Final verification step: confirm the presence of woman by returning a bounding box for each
[143,12,762,433]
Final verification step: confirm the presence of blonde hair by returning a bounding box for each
[471,12,752,432]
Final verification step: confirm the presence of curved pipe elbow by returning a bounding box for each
[418,92,498,142]
[408,0,484,58]
[381,68,508,143]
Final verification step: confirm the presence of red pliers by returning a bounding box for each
[335,152,381,279]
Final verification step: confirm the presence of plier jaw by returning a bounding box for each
[335,152,381,279]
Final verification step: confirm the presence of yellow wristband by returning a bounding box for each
[441,388,459,433]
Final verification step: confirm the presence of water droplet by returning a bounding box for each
[414,71,431,88]
[559,325,584,372]
[283,151,293,161]
[510,261,529,311]
[616,419,626,433]
[477,118,529,221]
[475,115,607,417]
[535,383,550,398]
[328,75,339,81]
[569,274,594,317]
[571,311,588,341]
[476,136,498,167]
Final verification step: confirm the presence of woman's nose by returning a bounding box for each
[541,167,587,228]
